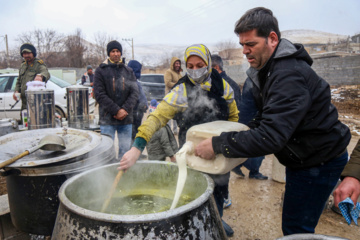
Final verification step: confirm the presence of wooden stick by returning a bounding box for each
[101,170,124,213]
[0,151,30,168]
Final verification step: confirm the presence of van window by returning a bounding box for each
[11,77,18,91]
[0,77,9,92]
[140,75,164,84]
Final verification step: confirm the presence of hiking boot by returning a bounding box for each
[223,197,232,209]
[249,172,268,180]
[232,168,245,178]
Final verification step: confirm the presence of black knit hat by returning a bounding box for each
[20,43,37,57]
[107,40,122,56]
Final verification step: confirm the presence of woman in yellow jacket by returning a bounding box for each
[120,43,238,168]
[120,43,239,237]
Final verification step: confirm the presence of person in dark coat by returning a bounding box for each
[81,65,94,86]
[211,54,241,119]
[195,7,351,236]
[94,40,139,159]
[231,77,268,179]
[211,54,245,209]
[127,60,148,142]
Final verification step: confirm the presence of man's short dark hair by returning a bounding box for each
[211,54,223,71]
[234,7,281,39]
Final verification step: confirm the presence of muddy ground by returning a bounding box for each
[0,85,359,239]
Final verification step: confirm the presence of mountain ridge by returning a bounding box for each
[132,29,350,66]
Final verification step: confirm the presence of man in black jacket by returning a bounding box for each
[195,7,351,236]
[94,40,139,159]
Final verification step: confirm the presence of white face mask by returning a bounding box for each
[187,67,208,84]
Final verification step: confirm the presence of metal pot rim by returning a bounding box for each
[0,128,102,167]
[3,135,115,176]
[66,86,89,90]
[58,161,214,223]
[25,89,54,93]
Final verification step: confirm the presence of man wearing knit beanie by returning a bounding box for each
[94,40,139,159]
[13,43,50,113]
[107,40,122,59]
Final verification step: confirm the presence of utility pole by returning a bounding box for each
[122,38,134,60]
[0,34,10,68]
[5,34,9,68]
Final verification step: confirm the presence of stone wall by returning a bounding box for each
[223,55,360,86]
[312,55,360,85]
[55,54,360,86]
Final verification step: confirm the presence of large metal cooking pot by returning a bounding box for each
[67,86,89,129]
[52,161,227,240]
[2,134,115,236]
[25,89,55,129]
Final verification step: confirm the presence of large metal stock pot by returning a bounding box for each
[67,86,90,129]
[52,161,227,240]
[0,128,115,236]
[26,89,55,129]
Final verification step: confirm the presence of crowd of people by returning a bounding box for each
[13,6,359,238]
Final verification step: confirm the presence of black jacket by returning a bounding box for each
[220,71,241,120]
[94,59,139,125]
[213,39,351,169]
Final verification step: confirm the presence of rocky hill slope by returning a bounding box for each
[281,29,348,44]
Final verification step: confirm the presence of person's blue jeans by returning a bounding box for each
[209,172,230,217]
[241,156,265,175]
[100,124,132,159]
[282,151,348,235]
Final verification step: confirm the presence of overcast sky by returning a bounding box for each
[0,0,359,52]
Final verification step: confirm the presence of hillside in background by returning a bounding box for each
[133,44,186,67]
[134,29,351,66]
[281,29,348,44]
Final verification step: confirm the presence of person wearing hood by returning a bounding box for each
[164,57,182,94]
[194,7,351,236]
[164,56,182,135]
[120,44,239,237]
[127,60,148,142]
[94,40,139,159]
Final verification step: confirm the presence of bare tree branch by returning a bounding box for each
[215,39,238,60]
[65,28,87,68]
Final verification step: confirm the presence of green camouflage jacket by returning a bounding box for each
[15,58,50,109]
[341,139,360,181]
